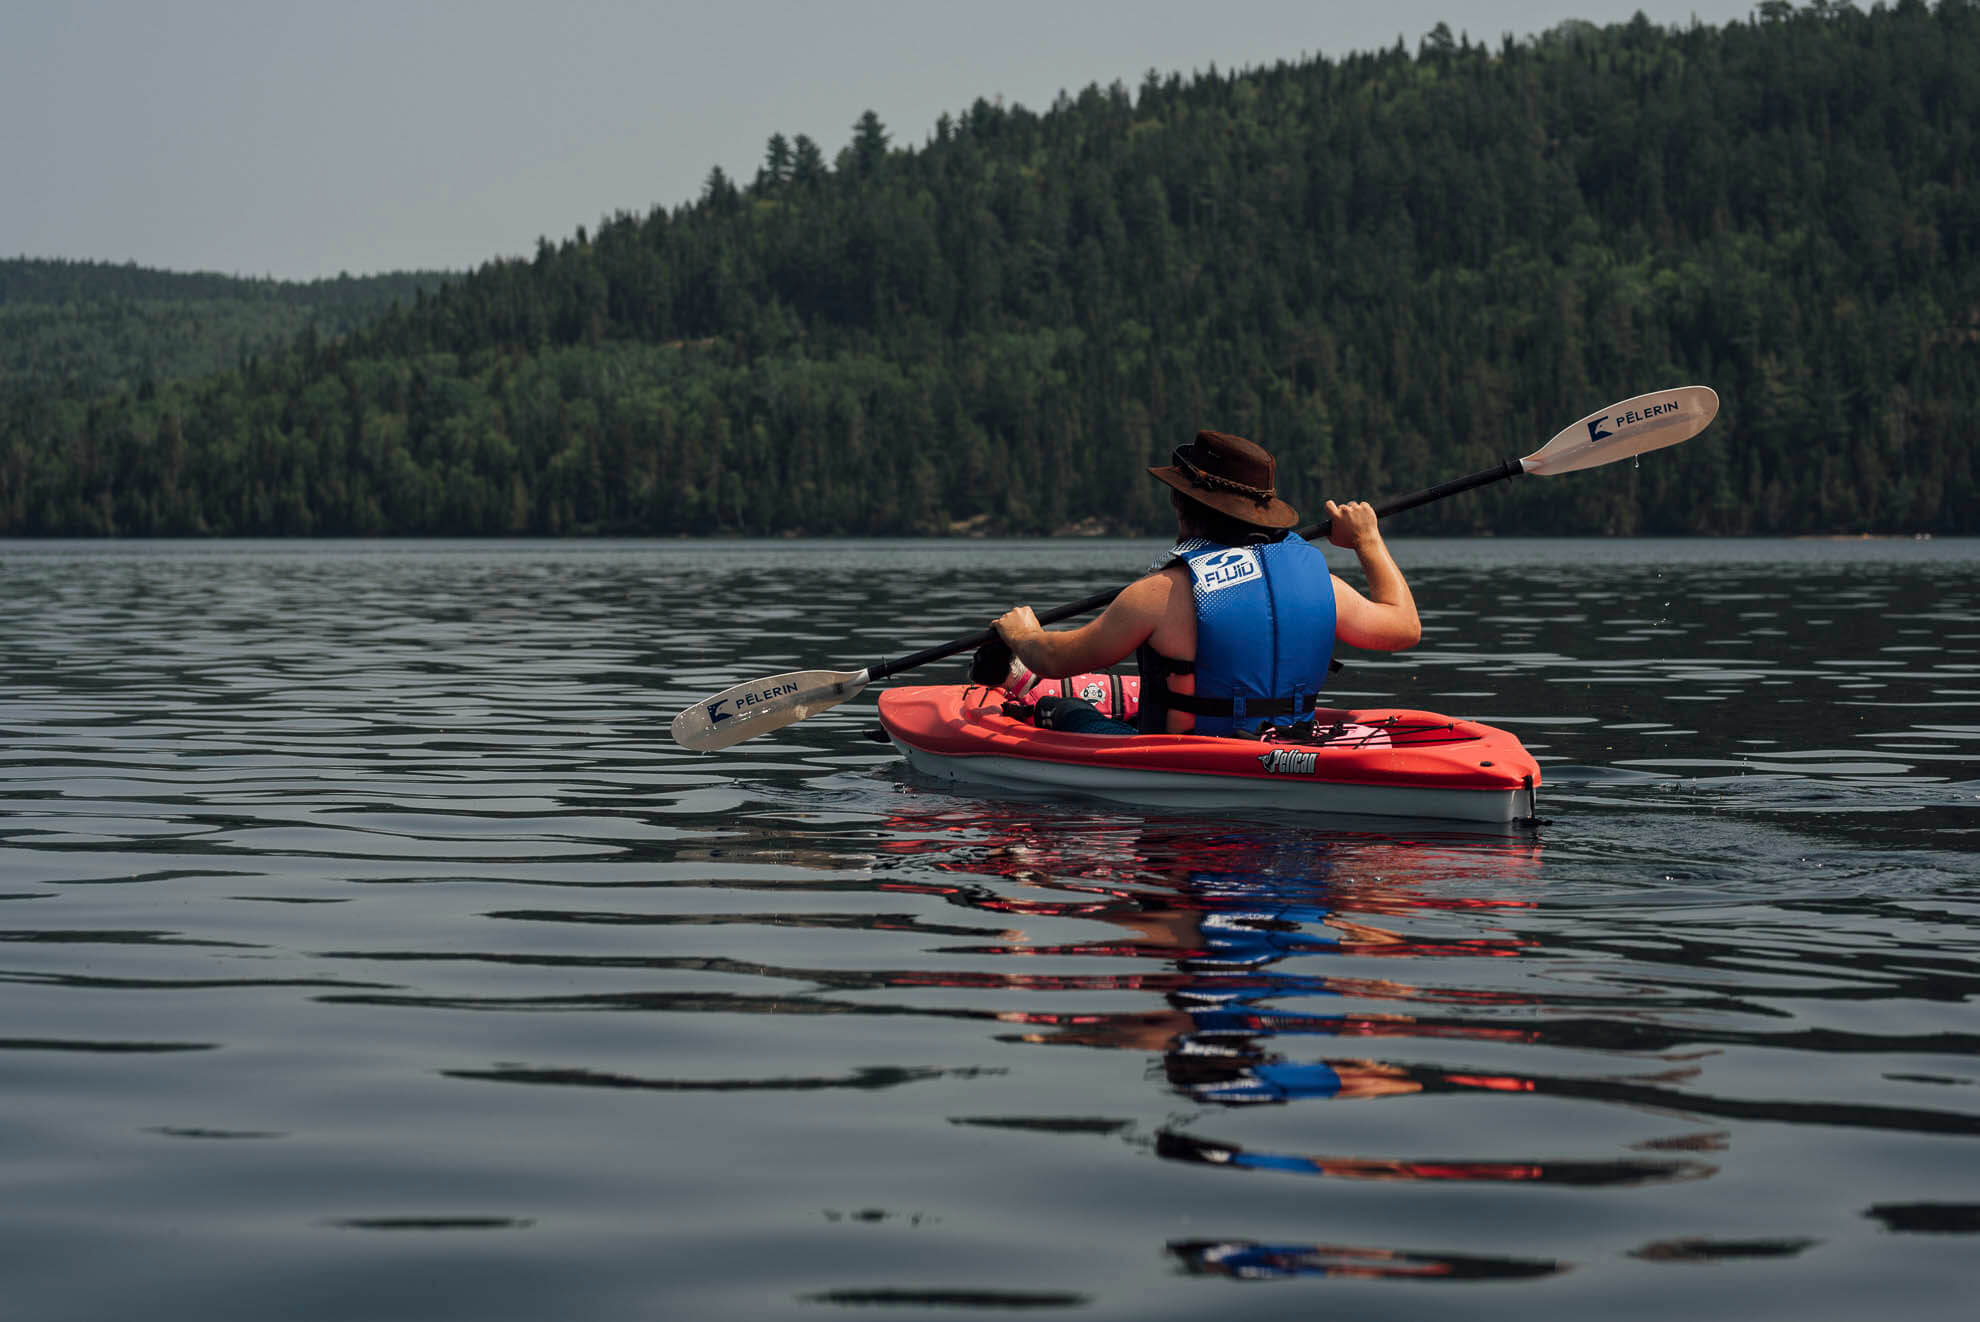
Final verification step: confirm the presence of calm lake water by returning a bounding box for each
[3,536,1976,1321]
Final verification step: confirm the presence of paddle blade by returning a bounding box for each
[669,668,870,751]
[1521,386,1719,477]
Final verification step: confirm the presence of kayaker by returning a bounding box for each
[987,430,1420,735]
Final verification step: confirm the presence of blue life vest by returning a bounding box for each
[1136,534,1337,736]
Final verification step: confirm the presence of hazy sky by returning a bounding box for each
[4,1,1765,281]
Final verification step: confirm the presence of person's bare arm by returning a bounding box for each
[994,572,1172,677]
[1327,500,1420,652]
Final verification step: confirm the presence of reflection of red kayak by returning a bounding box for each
[878,684,1541,824]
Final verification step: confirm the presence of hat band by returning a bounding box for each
[1172,447,1276,505]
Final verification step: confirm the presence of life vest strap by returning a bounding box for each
[1159,691,1313,719]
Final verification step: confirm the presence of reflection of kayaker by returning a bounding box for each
[870,813,1562,1129]
[877,814,1715,1206]
[884,821,1540,1104]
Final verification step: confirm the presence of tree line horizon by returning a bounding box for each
[3,0,1976,538]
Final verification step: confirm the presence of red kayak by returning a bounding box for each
[877,683,1541,824]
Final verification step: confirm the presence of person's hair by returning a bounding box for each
[1172,489,1278,545]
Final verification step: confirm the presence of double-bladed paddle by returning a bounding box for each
[669,385,1719,751]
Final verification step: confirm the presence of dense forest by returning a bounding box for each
[1,260,453,399]
[3,0,1976,538]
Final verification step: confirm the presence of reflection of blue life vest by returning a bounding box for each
[1182,870,1338,968]
[1189,1058,1343,1105]
[1191,906,1340,968]
[1137,535,1336,736]
[1179,1240,1335,1279]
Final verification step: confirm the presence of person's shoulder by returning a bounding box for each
[1119,565,1184,607]
[1136,563,1187,587]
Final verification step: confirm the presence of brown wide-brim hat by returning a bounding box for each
[1147,430,1300,529]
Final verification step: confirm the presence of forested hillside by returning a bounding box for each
[1,260,452,399]
[4,0,1976,537]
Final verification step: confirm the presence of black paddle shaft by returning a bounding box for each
[865,457,1527,683]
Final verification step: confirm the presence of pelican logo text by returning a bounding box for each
[1257,748,1318,775]
[1192,548,1261,594]
[710,681,799,723]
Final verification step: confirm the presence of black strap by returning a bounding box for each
[1159,691,1316,718]
[1142,649,1194,677]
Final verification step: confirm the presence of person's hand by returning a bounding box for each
[994,605,1042,647]
[1327,500,1381,551]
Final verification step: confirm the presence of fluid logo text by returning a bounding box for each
[1192,548,1261,594]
